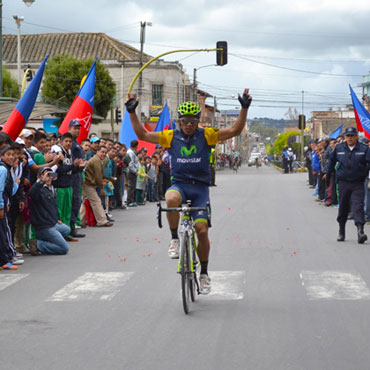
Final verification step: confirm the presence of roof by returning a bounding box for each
[0,99,67,124]
[0,97,104,124]
[3,32,151,64]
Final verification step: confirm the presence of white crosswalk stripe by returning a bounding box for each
[206,271,246,300]
[300,270,370,300]
[0,274,29,291]
[46,272,134,302]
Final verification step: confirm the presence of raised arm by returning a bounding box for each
[218,89,252,142]
[125,94,159,144]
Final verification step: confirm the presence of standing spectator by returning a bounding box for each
[136,157,148,205]
[28,167,70,255]
[209,148,217,186]
[81,139,91,157]
[52,132,84,240]
[68,120,86,238]
[146,155,157,202]
[80,146,113,227]
[85,137,100,160]
[127,140,139,207]
[282,147,289,174]
[0,145,21,270]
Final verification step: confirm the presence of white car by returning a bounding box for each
[248,154,262,167]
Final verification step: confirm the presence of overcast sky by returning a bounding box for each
[3,0,370,119]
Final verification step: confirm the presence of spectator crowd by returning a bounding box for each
[0,120,172,270]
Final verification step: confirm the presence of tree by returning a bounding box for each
[41,55,115,119]
[273,130,301,155]
[2,66,20,99]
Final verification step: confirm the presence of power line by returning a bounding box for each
[230,53,365,77]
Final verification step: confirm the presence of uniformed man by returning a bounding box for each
[326,127,370,243]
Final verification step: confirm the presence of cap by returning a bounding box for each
[359,137,370,144]
[37,167,53,177]
[15,137,25,145]
[21,129,34,138]
[90,137,100,143]
[344,127,358,136]
[69,119,81,128]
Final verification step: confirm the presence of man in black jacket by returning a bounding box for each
[326,127,370,243]
[29,167,70,255]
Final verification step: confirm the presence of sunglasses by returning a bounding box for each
[180,117,199,124]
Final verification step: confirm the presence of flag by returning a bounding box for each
[119,110,138,147]
[349,84,370,138]
[154,101,171,132]
[170,119,176,130]
[58,58,97,143]
[2,55,49,140]
[329,124,343,139]
[119,110,156,157]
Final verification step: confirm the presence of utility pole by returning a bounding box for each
[193,68,197,101]
[139,21,152,118]
[212,96,217,127]
[301,90,305,161]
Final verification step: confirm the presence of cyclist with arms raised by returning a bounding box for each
[126,88,252,294]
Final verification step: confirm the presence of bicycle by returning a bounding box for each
[157,200,211,314]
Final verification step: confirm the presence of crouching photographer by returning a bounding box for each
[28,167,70,255]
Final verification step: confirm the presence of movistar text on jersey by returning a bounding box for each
[176,157,202,164]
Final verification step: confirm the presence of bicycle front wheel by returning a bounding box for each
[181,232,191,314]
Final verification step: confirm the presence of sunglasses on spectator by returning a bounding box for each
[180,117,199,124]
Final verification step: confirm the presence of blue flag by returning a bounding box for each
[329,124,343,139]
[154,101,171,132]
[119,110,137,147]
[349,84,370,138]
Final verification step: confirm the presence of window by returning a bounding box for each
[152,85,163,106]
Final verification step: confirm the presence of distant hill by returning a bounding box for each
[251,117,287,131]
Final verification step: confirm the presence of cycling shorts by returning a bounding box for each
[166,182,209,224]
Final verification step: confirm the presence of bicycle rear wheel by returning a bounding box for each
[181,232,191,314]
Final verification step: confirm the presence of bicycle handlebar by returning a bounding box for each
[156,201,211,229]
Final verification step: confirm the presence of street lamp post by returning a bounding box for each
[13,15,24,88]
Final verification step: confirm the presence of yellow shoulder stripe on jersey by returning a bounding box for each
[204,127,219,146]
[158,130,174,148]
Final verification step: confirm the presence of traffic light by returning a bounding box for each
[26,69,33,82]
[298,114,306,130]
[216,41,228,66]
[115,108,122,124]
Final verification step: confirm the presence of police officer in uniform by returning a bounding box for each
[326,127,370,243]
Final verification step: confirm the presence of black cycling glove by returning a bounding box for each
[125,97,139,113]
[238,92,252,109]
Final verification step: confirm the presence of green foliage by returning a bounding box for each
[41,55,116,119]
[273,130,301,155]
[2,66,20,98]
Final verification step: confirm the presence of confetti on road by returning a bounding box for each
[286,227,290,231]
[228,208,231,211]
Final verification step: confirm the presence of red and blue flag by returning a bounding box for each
[3,55,49,140]
[58,58,97,143]
[349,84,370,138]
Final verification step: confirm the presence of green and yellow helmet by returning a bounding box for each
[177,101,201,117]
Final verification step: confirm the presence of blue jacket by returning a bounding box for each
[326,141,370,182]
[311,151,322,172]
